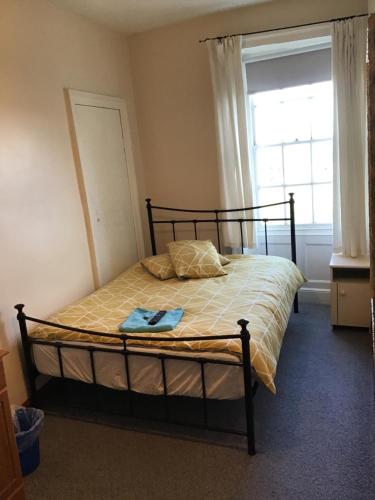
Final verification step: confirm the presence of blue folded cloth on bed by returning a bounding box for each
[119,308,184,333]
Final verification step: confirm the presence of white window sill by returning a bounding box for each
[256,224,333,237]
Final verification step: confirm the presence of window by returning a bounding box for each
[250,81,333,226]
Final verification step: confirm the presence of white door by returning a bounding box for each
[67,90,144,287]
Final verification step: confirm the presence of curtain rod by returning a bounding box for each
[199,13,368,43]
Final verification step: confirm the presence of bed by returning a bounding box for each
[16,194,304,455]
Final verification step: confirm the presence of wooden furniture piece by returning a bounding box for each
[368,13,375,368]
[330,255,371,328]
[0,351,25,500]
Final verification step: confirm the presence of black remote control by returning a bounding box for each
[148,310,167,325]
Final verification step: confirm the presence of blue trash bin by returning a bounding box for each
[14,407,44,476]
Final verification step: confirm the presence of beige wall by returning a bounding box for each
[0,0,144,403]
[129,0,367,216]
[370,0,375,14]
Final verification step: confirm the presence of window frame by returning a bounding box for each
[249,88,333,234]
[242,27,333,236]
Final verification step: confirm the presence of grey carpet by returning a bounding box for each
[25,304,375,500]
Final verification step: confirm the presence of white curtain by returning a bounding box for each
[207,36,255,249]
[332,17,368,257]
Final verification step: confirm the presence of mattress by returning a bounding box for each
[30,254,305,393]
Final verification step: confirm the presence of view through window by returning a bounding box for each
[250,81,333,226]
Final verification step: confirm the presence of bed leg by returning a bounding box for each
[15,304,37,405]
[238,319,255,456]
[293,293,299,313]
[289,192,299,315]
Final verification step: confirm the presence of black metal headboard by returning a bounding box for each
[145,192,297,266]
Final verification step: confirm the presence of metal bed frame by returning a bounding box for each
[16,193,297,456]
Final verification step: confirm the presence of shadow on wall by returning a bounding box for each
[0,314,10,351]
[0,311,28,399]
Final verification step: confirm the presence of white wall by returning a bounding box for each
[129,0,367,213]
[0,0,144,404]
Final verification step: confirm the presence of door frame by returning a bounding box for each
[368,14,375,366]
[65,89,145,289]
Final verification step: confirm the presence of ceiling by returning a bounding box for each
[49,0,273,35]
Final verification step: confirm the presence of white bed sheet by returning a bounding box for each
[32,341,245,400]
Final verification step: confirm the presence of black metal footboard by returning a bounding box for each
[15,304,257,455]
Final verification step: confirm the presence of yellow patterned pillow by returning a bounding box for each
[141,254,177,280]
[219,254,231,266]
[168,240,227,279]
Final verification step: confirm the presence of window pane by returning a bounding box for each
[257,187,285,223]
[252,89,283,106]
[287,185,313,224]
[251,82,333,227]
[312,81,333,99]
[255,146,283,186]
[281,99,311,143]
[254,104,283,145]
[281,84,312,101]
[284,143,311,184]
[311,90,333,140]
[312,140,333,183]
[313,184,332,223]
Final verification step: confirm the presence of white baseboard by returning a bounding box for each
[299,287,330,305]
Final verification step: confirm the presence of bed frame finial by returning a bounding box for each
[15,303,25,318]
[237,318,249,333]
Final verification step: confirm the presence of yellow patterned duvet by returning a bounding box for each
[30,255,305,393]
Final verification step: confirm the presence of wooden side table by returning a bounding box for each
[0,350,25,500]
[330,254,371,328]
